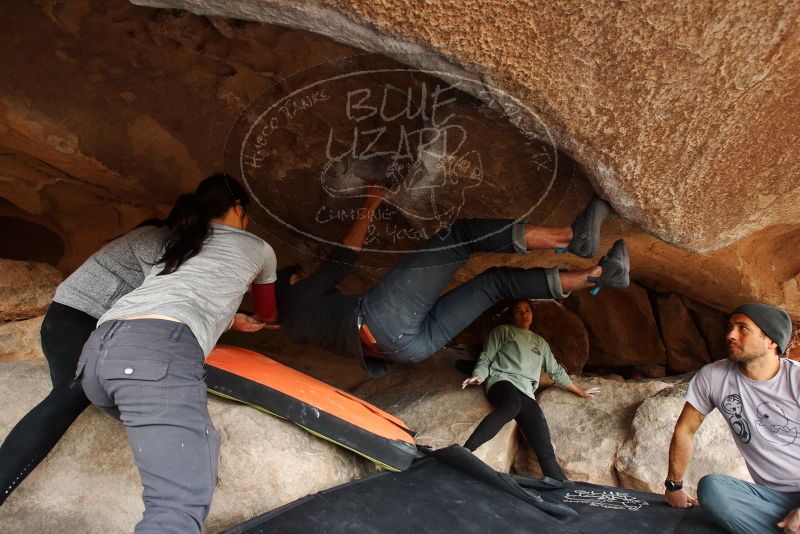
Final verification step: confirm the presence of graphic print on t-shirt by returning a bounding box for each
[686,359,800,491]
[755,402,799,446]
[721,394,751,443]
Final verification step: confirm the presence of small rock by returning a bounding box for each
[630,365,667,379]
[0,315,44,361]
[0,260,62,321]
[530,300,589,374]
[681,297,731,361]
[657,294,711,373]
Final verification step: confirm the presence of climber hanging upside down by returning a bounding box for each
[275,187,629,377]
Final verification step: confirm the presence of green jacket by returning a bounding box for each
[472,324,572,399]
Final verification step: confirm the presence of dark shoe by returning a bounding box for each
[511,474,575,489]
[542,476,575,488]
[588,239,629,294]
[559,196,611,258]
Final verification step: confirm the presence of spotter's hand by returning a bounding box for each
[231,313,280,332]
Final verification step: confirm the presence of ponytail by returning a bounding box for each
[157,173,249,275]
[136,193,195,231]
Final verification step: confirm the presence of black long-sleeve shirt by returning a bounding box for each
[278,247,387,377]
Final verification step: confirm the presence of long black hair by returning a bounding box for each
[157,173,249,275]
[136,193,195,232]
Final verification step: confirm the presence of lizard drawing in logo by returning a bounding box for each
[320,118,483,233]
[721,394,751,444]
[755,402,799,446]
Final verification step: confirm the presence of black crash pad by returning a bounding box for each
[224,446,724,534]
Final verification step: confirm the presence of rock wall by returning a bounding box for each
[0,1,797,319]
[0,260,62,321]
[127,0,800,314]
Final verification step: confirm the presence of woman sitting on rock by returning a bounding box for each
[77,173,278,533]
[0,192,192,506]
[461,299,596,480]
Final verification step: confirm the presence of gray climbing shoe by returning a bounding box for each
[558,196,611,258]
[588,239,629,294]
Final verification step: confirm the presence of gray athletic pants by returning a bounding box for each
[77,319,219,534]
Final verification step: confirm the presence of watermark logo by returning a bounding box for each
[226,54,560,257]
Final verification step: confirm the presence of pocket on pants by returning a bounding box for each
[98,358,169,417]
[74,358,88,380]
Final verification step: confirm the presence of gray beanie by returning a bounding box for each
[731,303,793,355]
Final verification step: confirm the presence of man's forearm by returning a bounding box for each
[664,404,703,508]
[667,429,694,481]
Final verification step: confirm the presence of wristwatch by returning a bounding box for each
[664,479,683,492]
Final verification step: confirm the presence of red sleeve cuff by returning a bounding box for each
[252,282,277,322]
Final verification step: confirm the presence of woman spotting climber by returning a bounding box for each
[77,173,278,533]
[0,193,193,505]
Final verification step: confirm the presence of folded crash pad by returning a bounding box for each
[204,345,416,471]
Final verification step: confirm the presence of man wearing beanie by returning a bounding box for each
[663,302,800,534]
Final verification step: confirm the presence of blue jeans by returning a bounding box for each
[698,474,800,534]
[361,219,564,363]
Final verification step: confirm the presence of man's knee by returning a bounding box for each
[697,475,783,534]
[697,474,736,516]
[698,474,732,494]
[698,474,724,499]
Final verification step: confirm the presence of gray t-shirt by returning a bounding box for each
[685,358,800,492]
[53,226,172,319]
[99,223,277,356]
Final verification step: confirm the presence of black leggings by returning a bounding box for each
[463,380,566,480]
[0,302,96,504]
